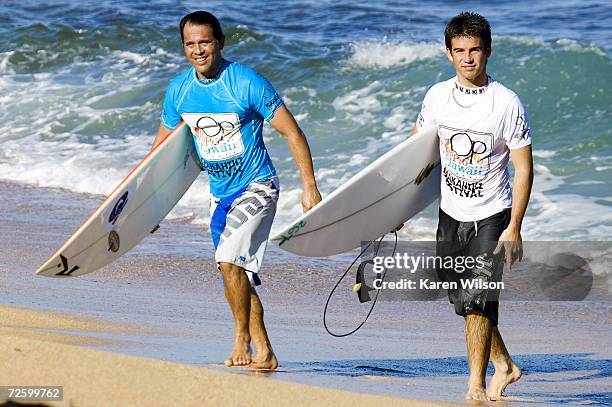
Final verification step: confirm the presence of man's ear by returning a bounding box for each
[445,48,453,62]
[219,35,225,50]
[486,46,492,58]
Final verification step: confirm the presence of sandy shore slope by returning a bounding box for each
[0,305,454,406]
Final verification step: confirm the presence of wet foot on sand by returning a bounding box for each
[466,386,489,402]
[249,350,278,371]
[488,362,522,400]
[224,336,252,367]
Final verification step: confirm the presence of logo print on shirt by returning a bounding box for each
[450,133,489,165]
[511,113,530,142]
[439,125,493,183]
[182,113,245,162]
[196,116,236,145]
[263,88,280,111]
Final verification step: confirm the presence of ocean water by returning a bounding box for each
[0,0,610,240]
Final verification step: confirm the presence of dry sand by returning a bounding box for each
[0,305,454,406]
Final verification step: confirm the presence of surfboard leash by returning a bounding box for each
[323,232,398,337]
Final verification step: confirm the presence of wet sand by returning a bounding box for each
[0,306,452,407]
[1,180,611,405]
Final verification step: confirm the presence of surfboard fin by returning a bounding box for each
[150,224,160,234]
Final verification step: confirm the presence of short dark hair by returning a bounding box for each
[444,12,491,51]
[179,11,224,43]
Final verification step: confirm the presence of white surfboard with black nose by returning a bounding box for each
[35,122,201,277]
[270,125,440,257]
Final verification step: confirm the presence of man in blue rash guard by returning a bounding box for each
[152,11,322,370]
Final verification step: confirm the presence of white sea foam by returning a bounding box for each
[348,153,369,166]
[347,41,442,69]
[294,112,309,122]
[2,76,608,241]
[555,38,607,56]
[0,51,15,74]
[0,47,166,198]
[383,105,411,130]
[168,177,211,225]
[112,50,150,66]
[522,163,612,240]
[532,150,557,158]
[332,81,384,123]
[572,180,606,186]
[0,32,609,247]
[497,36,607,56]
[271,187,303,234]
[331,80,418,129]
[397,213,438,241]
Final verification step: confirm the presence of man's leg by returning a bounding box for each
[463,208,521,400]
[248,287,278,370]
[465,311,493,401]
[488,326,522,399]
[219,262,252,367]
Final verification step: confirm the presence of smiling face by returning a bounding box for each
[182,23,224,80]
[445,35,491,87]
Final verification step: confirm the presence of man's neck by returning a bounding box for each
[196,59,224,81]
[457,73,488,88]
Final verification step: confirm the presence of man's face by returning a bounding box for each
[182,23,224,79]
[445,36,491,86]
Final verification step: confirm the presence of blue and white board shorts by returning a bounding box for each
[210,177,279,286]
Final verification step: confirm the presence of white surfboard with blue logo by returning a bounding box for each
[270,125,440,257]
[35,122,201,277]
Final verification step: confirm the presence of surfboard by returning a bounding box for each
[270,125,440,257]
[36,122,201,277]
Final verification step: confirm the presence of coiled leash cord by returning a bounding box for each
[323,232,398,337]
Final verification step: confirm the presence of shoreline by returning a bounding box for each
[0,305,450,406]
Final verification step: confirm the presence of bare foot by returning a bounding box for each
[224,335,252,367]
[249,348,278,370]
[488,362,522,400]
[466,386,489,402]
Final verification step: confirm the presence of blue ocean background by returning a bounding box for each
[0,0,610,240]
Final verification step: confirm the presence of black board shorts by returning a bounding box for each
[436,208,511,326]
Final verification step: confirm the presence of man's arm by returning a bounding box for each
[152,122,173,150]
[494,144,534,268]
[269,104,321,212]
